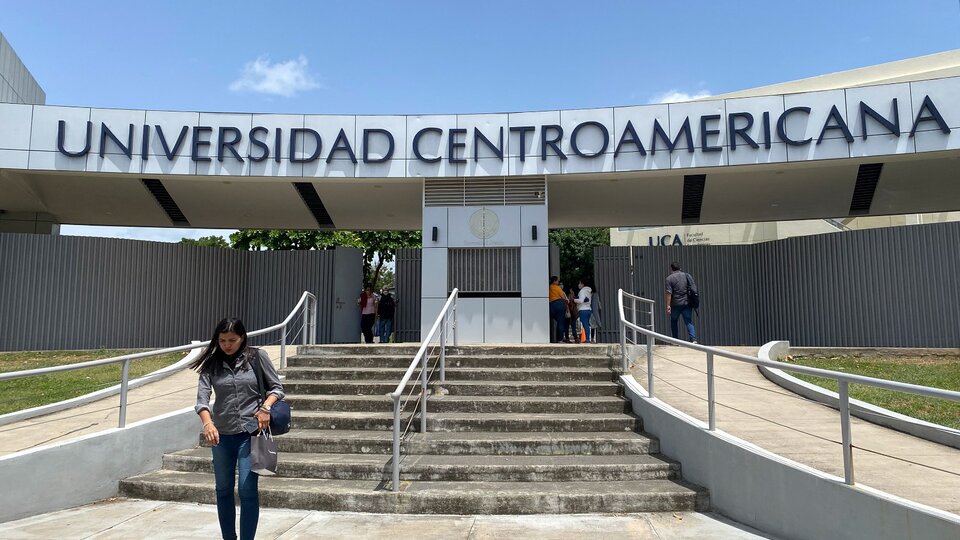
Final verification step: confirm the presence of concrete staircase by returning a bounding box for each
[121,344,708,514]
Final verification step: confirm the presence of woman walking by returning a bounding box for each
[191,318,284,540]
[358,285,378,343]
[574,280,593,343]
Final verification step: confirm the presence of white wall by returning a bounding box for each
[621,371,960,540]
[0,408,197,523]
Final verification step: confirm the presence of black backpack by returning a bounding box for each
[378,294,395,318]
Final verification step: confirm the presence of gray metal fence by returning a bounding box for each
[597,222,960,347]
[0,233,361,351]
[394,248,422,343]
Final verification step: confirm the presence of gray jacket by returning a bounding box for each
[195,347,284,435]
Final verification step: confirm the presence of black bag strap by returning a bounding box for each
[249,348,267,403]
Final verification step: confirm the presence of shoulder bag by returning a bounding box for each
[252,350,292,436]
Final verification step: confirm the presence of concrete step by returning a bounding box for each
[292,411,640,433]
[287,354,613,369]
[164,449,680,482]
[442,381,621,397]
[283,367,617,382]
[283,380,622,397]
[426,413,641,433]
[296,344,615,358]
[286,395,630,414]
[275,430,660,456]
[282,380,420,396]
[120,470,707,514]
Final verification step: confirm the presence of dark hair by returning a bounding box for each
[550,275,559,284]
[670,262,682,272]
[189,318,249,375]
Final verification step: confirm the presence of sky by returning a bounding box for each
[4,0,960,243]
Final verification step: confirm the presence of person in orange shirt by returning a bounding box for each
[549,276,568,343]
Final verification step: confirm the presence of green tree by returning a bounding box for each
[228,229,420,289]
[179,235,230,248]
[548,228,610,289]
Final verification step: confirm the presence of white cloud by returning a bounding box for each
[650,89,712,104]
[229,55,320,97]
[60,225,236,244]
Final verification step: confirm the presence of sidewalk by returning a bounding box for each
[0,499,774,539]
[630,346,960,515]
[2,343,957,529]
[0,346,284,456]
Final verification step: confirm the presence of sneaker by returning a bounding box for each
[691,340,698,344]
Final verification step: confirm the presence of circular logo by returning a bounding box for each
[469,208,499,240]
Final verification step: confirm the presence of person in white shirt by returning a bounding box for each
[574,280,593,343]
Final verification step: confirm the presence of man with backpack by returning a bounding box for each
[377,288,397,343]
[665,262,698,344]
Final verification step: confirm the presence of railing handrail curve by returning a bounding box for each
[617,287,959,486]
[389,288,459,399]
[617,289,960,402]
[0,290,317,382]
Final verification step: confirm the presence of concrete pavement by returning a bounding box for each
[0,499,775,539]
[2,343,958,535]
[629,346,960,515]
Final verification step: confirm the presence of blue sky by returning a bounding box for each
[4,0,960,242]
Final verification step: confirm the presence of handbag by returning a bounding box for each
[685,273,700,310]
[250,428,278,476]
[252,349,292,436]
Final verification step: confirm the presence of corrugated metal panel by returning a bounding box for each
[592,246,633,343]
[448,247,520,294]
[505,178,546,205]
[423,178,546,207]
[394,248,422,343]
[615,223,960,347]
[0,233,350,351]
[423,179,465,207]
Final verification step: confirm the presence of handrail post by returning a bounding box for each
[118,359,130,428]
[280,324,287,370]
[301,301,309,346]
[619,318,628,372]
[310,296,318,344]
[630,296,637,346]
[453,298,458,347]
[646,330,654,398]
[420,353,428,433]
[839,381,855,485]
[440,314,447,384]
[392,395,401,492]
[648,301,655,356]
[707,352,716,431]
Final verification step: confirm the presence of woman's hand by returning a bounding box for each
[256,409,271,431]
[203,422,219,446]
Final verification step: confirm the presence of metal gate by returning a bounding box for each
[394,248,422,343]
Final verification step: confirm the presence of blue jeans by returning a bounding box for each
[377,317,393,343]
[578,309,592,342]
[670,305,696,342]
[549,300,568,342]
[212,432,259,540]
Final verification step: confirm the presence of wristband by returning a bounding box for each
[202,421,213,428]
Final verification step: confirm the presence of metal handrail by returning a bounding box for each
[616,288,960,485]
[618,292,656,376]
[0,291,318,428]
[389,288,459,492]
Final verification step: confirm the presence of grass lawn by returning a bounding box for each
[783,354,960,430]
[0,350,186,415]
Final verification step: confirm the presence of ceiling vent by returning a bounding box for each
[849,163,883,216]
[293,182,335,228]
[141,179,189,226]
[681,174,706,224]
